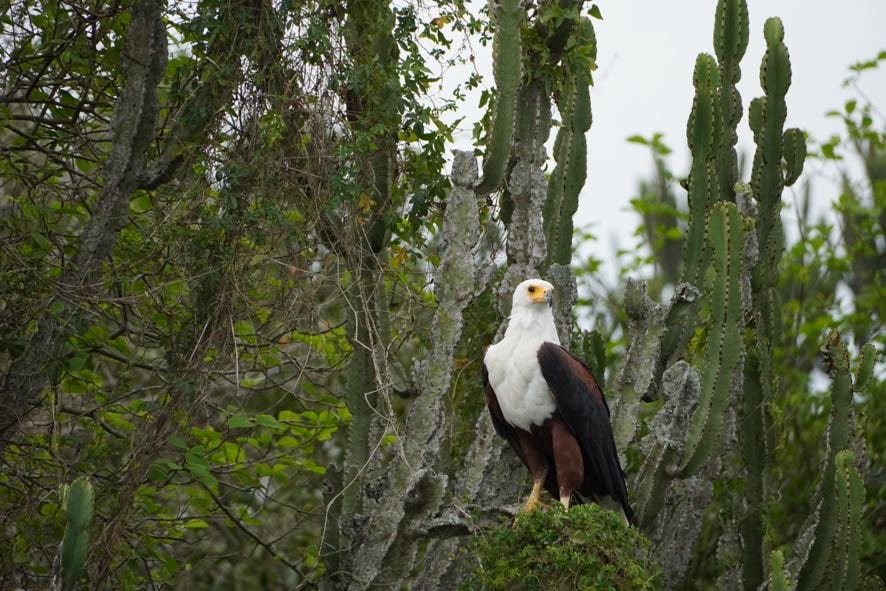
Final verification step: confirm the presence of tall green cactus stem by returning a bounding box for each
[477,0,523,194]
[544,17,595,267]
[681,53,721,289]
[749,17,806,291]
[742,20,805,589]
[677,202,747,477]
[500,78,552,229]
[826,451,864,591]
[654,53,721,383]
[712,0,749,203]
[740,352,766,590]
[792,330,863,590]
[852,342,875,391]
[60,477,95,590]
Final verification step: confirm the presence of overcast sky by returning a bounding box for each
[445,0,885,285]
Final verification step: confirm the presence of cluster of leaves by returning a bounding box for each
[462,504,661,591]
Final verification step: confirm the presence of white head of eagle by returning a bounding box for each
[483,279,635,523]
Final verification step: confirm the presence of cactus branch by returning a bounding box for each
[58,478,95,591]
[477,0,524,194]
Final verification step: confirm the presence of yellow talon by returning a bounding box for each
[522,480,544,513]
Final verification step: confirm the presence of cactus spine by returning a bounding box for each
[477,0,523,194]
[544,18,595,267]
[60,477,95,590]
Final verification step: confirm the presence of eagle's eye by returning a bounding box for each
[528,286,536,294]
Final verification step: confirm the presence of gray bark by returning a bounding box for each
[332,151,490,589]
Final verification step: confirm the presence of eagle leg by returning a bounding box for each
[523,479,545,512]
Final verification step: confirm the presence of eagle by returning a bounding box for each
[483,278,635,523]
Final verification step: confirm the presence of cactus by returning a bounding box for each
[632,361,698,527]
[629,203,748,528]
[741,19,805,589]
[680,53,721,290]
[768,550,792,591]
[650,52,722,391]
[791,330,865,590]
[677,202,747,477]
[60,477,95,590]
[477,0,523,194]
[713,0,749,203]
[852,342,875,391]
[749,17,805,290]
[544,17,595,267]
[826,451,864,591]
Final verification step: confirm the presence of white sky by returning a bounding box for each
[445,0,885,286]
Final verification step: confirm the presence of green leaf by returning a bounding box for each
[227,415,253,429]
[30,232,54,256]
[183,519,210,529]
[255,414,283,430]
[167,434,188,450]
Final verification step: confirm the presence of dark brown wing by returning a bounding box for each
[537,342,635,523]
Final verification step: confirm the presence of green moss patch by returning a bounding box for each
[462,504,661,590]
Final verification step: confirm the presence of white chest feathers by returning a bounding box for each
[484,319,560,431]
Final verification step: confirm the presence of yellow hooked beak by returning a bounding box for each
[528,285,553,306]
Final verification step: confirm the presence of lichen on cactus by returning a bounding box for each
[59,477,95,590]
[477,0,524,194]
[544,17,595,268]
[632,361,698,527]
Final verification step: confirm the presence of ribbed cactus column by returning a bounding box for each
[654,53,721,386]
[681,53,721,290]
[476,0,523,194]
[713,0,748,203]
[630,203,749,587]
[678,202,748,477]
[790,333,872,590]
[544,17,595,268]
[54,477,95,591]
[741,17,806,590]
[768,550,791,591]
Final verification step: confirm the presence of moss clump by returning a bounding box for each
[462,504,662,590]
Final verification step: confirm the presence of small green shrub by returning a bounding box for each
[462,504,662,590]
